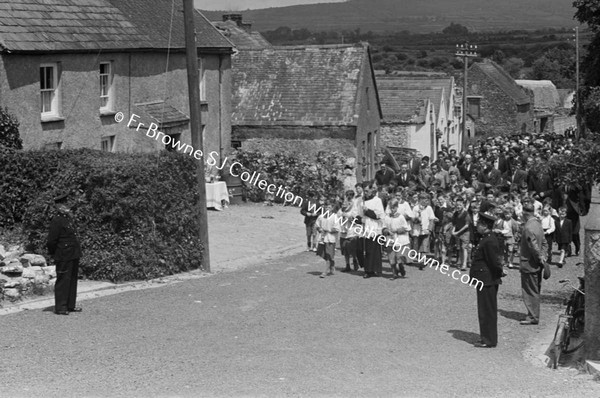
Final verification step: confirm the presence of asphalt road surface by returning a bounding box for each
[1,248,599,397]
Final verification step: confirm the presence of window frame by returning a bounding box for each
[40,63,61,120]
[101,135,115,152]
[198,57,206,102]
[99,61,115,113]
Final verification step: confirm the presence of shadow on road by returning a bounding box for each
[447,329,480,345]
[499,309,526,321]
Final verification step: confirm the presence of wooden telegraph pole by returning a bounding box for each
[182,0,210,272]
[455,43,478,151]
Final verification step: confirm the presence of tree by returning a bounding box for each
[528,47,575,88]
[574,0,600,135]
[0,107,22,150]
[442,22,469,36]
[502,57,525,79]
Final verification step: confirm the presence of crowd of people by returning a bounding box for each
[299,132,591,348]
[301,133,591,280]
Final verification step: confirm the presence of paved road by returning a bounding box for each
[1,246,598,397]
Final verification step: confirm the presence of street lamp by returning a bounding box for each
[455,43,478,150]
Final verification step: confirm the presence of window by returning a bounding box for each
[99,62,115,112]
[165,134,181,152]
[231,140,242,149]
[198,58,206,101]
[467,97,481,118]
[40,63,61,119]
[101,136,115,152]
[44,142,62,150]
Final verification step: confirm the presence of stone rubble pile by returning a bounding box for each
[0,243,55,305]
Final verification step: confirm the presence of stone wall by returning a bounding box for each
[233,125,357,159]
[0,244,55,305]
[468,67,534,137]
[381,123,410,148]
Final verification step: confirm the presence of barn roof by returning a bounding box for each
[376,77,445,123]
[232,43,380,126]
[516,79,560,109]
[213,20,272,50]
[471,60,530,106]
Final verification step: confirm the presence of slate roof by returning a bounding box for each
[516,80,560,109]
[213,20,272,50]
[0,0,233,52]
[376,77,444,123]
[134,101,189,128]
[470,60,530,106]
[232,43,378,126]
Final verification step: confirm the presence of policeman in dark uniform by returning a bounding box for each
[47,192,82,315]
[469,212,503,348]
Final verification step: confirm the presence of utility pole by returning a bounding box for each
[183,0,210,272]
[575,26,584,139]
[455,43,478,151]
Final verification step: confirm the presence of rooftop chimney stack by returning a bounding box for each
[222,13,252,32]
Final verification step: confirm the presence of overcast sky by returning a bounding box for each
[195,0,346,11]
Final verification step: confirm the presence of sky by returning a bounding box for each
[195,0,346,11]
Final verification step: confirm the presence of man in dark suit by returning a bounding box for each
[459,154,476,181]
[394,163,414,188]
[375,162,395,187]
[47,192,83,315]
[503,159,528,192]
[519,203,548,325]
[478,159,502,190]
[469,212,503,348]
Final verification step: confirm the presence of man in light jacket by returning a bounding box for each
[519,202,548,325]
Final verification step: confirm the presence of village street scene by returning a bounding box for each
[1,0,600,397]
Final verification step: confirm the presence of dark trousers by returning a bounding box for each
[363,238,382,275]
[521,270,542,322]
[545,234,554,261]
[477,284,499,346]
[55,258,80,312]
[356,237,366,268]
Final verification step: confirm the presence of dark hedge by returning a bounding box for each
[0,147,204,282]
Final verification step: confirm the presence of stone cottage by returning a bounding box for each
[516,79,576,134]
[467,60,533,137]
[231,43,382,181]
[0,0,234,157]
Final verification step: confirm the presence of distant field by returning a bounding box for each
[201,0,578,33]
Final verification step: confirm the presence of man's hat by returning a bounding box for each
[479,212,497,226]
[522,203,535,213]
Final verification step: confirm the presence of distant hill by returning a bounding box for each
[201,0,578,33]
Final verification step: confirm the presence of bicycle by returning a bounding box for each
[552,273,585,369]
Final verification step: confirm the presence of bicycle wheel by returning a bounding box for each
[553,320,568,369]
[563,309,585,354]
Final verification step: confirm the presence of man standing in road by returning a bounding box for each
[47,192,83,315]
[470,212,503,348]
[519,203,548,325]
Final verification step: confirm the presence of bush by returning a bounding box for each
[0,148,204,282]
[229,149,346,204]
[0,107,22,150]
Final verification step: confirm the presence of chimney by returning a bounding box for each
[222,13,252,32]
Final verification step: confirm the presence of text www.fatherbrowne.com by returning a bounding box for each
[117,111,483,291]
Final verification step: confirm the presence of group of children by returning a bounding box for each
[301,181,575,280]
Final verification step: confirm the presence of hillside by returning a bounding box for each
[201,0,578,33]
